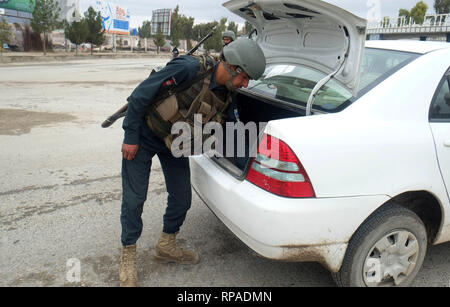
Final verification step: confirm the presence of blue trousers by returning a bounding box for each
[120,125,192,246]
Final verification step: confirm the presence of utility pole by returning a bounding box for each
[113,33,116,53]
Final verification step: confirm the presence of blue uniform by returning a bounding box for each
[121,55,235,246]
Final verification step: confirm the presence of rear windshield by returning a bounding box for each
[247,48,421,113]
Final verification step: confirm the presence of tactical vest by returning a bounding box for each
[145,55,232,151]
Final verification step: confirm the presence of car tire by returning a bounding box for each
[332,203,427,287]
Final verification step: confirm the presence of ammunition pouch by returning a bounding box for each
[145,55,231,153]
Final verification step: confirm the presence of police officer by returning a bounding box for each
[172,46,179,58]
[119,38,266,287]
[222,30,236,46]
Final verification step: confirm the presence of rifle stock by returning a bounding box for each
[101,26,217,128]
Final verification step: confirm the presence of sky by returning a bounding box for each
[80,0,439,29]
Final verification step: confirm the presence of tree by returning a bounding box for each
[170,5,181,48]
[434,0,450,13]
[183,17,195,43]
[138,20,152,52]
[381,16,391,28]
[153,27,165,54]
[227,21,239,36]
[29,0,61,55]
[170,6,195,50]
[193,22,215,41]
[84,6,105,55]
[203,18,227,52]
[192,21,218,52]
[398,8,411,25]
[410,1,428,24]
[64,18,88,56]
[186,38,193,51]
[0,18,11,58]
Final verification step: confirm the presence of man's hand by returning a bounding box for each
[122,144,139,161]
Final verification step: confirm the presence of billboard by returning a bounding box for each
[152,8,171,36]
[95,0,130,35]
[0,0,35,13]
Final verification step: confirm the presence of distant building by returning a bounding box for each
[0,0,34,26]
[57,0,81,23]
[0,0,80,25]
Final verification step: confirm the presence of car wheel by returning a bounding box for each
[332,203,427,287]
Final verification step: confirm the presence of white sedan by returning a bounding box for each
[191,0,450,287]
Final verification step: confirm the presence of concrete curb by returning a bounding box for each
[0,52,171,64]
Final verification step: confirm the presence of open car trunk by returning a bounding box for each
[223,0,367,97]
[212,0,367,179]
[211,89,308,179]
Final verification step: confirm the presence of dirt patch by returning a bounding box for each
[0,109,77,135]
[83,255,119,285]
[10,271,56,287]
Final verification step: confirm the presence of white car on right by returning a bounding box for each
[191,0,450,289]
[192,32,450,289]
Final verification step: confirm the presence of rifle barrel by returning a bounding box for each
[187,26,217,55]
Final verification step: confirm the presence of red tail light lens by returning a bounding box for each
[246,134,315,198]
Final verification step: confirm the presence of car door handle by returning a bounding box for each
[444,141,450,147]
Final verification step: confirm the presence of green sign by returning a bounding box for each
[0,0,35,14]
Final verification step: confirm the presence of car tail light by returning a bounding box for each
[246,134,315,198]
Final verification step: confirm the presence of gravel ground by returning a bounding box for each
[0,58,449,287]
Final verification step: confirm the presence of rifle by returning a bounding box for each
[101,26,217,128]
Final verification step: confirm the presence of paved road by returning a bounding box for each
[0,58,449,287]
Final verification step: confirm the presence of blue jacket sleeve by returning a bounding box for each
[123,55,200,145]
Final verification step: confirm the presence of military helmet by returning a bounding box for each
[222,38,266,80]
[222,30,236,41]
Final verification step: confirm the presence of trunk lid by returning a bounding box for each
[223,0,367,96]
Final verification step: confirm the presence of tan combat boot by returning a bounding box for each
[154,233,200,264]
[119,244,139,287]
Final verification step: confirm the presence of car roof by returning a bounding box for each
[365,40,450,54]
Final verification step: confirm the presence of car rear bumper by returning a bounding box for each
[190,156,390,272]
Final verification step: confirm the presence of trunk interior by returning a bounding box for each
[237,91,306,124]
[212,90,307,179]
